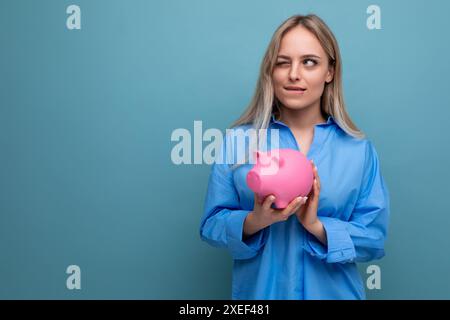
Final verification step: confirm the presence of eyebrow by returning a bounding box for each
[277,54,321,60]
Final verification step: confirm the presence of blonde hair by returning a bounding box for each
[231,14,364,139]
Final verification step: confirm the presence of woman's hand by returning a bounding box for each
[243,193,307,238]
[295,159,327,245]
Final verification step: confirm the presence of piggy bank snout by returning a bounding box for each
[246,171,261,192]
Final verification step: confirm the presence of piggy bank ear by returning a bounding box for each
[272,156,285,168]
[254,150,272,166]
[252,150,262,164]
[253,150,261,163]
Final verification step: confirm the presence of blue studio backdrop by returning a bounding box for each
[1,0,450,299]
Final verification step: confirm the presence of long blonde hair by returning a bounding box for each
[231,14,364,139]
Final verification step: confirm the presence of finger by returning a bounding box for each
[311,160,320,190]
[280,197,303,216]
[254,193,261,206]
[312,179,320,200]
[262,195,276,211]
[314,170,320,190]
[311,160,317,177]
[279,197,305,221]
[293,197,307,213]
[295,197,307,217]
[302,196,309,205]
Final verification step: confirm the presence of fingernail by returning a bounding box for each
[303,197,308,203]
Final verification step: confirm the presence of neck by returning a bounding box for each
[278,101,327,131]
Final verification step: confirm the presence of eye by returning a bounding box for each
[276,61,289,66]
[303,59,317,67]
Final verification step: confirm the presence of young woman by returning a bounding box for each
[199,14,390,300]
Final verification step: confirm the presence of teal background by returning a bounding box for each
[1,0,449,299]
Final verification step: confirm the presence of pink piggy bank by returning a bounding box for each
[246,149,314,209]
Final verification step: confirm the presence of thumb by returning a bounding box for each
[254,193,262,206]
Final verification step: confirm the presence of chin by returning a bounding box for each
[279,100,310,110]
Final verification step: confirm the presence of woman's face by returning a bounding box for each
[272,25,334,112]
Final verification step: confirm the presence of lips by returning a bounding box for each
[284,86,306,91]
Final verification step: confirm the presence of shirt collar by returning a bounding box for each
[270,113,337,128]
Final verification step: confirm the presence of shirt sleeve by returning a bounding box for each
[199,136,270,260]
[303,140,390,264]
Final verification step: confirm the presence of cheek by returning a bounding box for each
[272,70,285,86]
[272,70,286,97]
[304,70,327,87]
[301,71,327,97]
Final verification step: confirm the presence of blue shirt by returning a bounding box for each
[199,114,390,300]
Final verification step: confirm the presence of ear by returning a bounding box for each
[272,156,285,168]
[326,63,334,84]
[254,150,267,164]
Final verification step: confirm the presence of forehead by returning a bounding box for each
[278,25,325,56]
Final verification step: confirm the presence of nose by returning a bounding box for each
[289,62,301,81]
